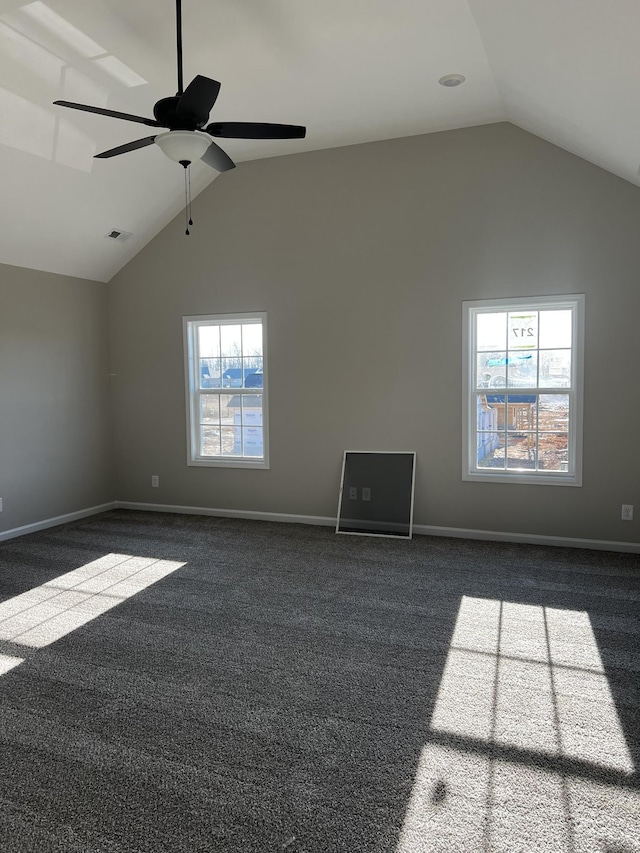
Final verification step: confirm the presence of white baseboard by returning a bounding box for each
[412,523,640,554]
[117,501,640,554]
[116,501,336,528]
[2,500,637,554]
[0,502,118,542]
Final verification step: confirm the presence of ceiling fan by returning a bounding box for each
[52,0,306,175]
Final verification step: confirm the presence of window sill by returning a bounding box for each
[463,470,581,486]
[188,458,269,470]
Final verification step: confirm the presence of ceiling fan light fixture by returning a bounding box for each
[155,130,212,164]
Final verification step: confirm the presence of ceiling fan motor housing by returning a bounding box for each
[153,95,202,130]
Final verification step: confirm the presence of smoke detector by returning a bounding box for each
[439,74,466,87]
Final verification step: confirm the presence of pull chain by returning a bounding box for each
[180,159,192,235]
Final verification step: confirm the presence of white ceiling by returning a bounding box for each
[0,0,638,283]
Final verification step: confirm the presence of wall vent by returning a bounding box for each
[105,228,133,242]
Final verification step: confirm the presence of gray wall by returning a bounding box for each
[0,263,113,533]
[108,121,640,544]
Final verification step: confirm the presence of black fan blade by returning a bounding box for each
[176,76,221,125]
[206,121,306,140]
[201,140,235,172]
[95,136,157,159]
[54,101,161,127]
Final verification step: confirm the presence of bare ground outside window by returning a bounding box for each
[479,401,569,471]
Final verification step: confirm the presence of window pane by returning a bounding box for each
[539,310,572,349]
[508,311,538,350]
[221,358,243,387]
[483,393,506,427]
[538,395,569,432]
[200,358,220,388]
[504,395,537,431]
[242,426,263,457]
[506,353,537,389]
[241,395,263,425]
[539,350,571,387]
[199,395,220,425]
[219,394,236,427]
[220,324,242,358]
[243,358,263,387]
[476,394,499,432]
[477,312,506,351]
[242,322,263,357]
[505,433,536,470]
[198,325,219,358]
[477,431,506,469]
[221,425,241,456]
[200,426,221,457]
[477,351,507,387]
[538,434,569,471]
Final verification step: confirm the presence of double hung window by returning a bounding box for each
[183,313,268,468]
[463,295,584,485]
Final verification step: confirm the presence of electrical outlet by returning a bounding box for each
[621,504,633,521]
[349,486,358,500]
[151,475,159,488]
[362,487,371,501]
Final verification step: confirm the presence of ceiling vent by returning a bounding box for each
[105,228,133,242]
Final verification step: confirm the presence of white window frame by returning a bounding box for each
[463,295,584,486]
[183,312,269,469]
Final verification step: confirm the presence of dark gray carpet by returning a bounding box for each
[0,510,638,852]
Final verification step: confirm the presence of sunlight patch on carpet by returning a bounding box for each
[0,553,185,650]
[395,595,637,852]
[430,596,633,773]
[0,652,24,675]
[395,742,640,853]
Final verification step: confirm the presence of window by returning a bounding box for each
[183,313,268,468]
[463,295,584,485]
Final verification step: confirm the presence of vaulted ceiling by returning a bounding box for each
[1,0,638,282]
